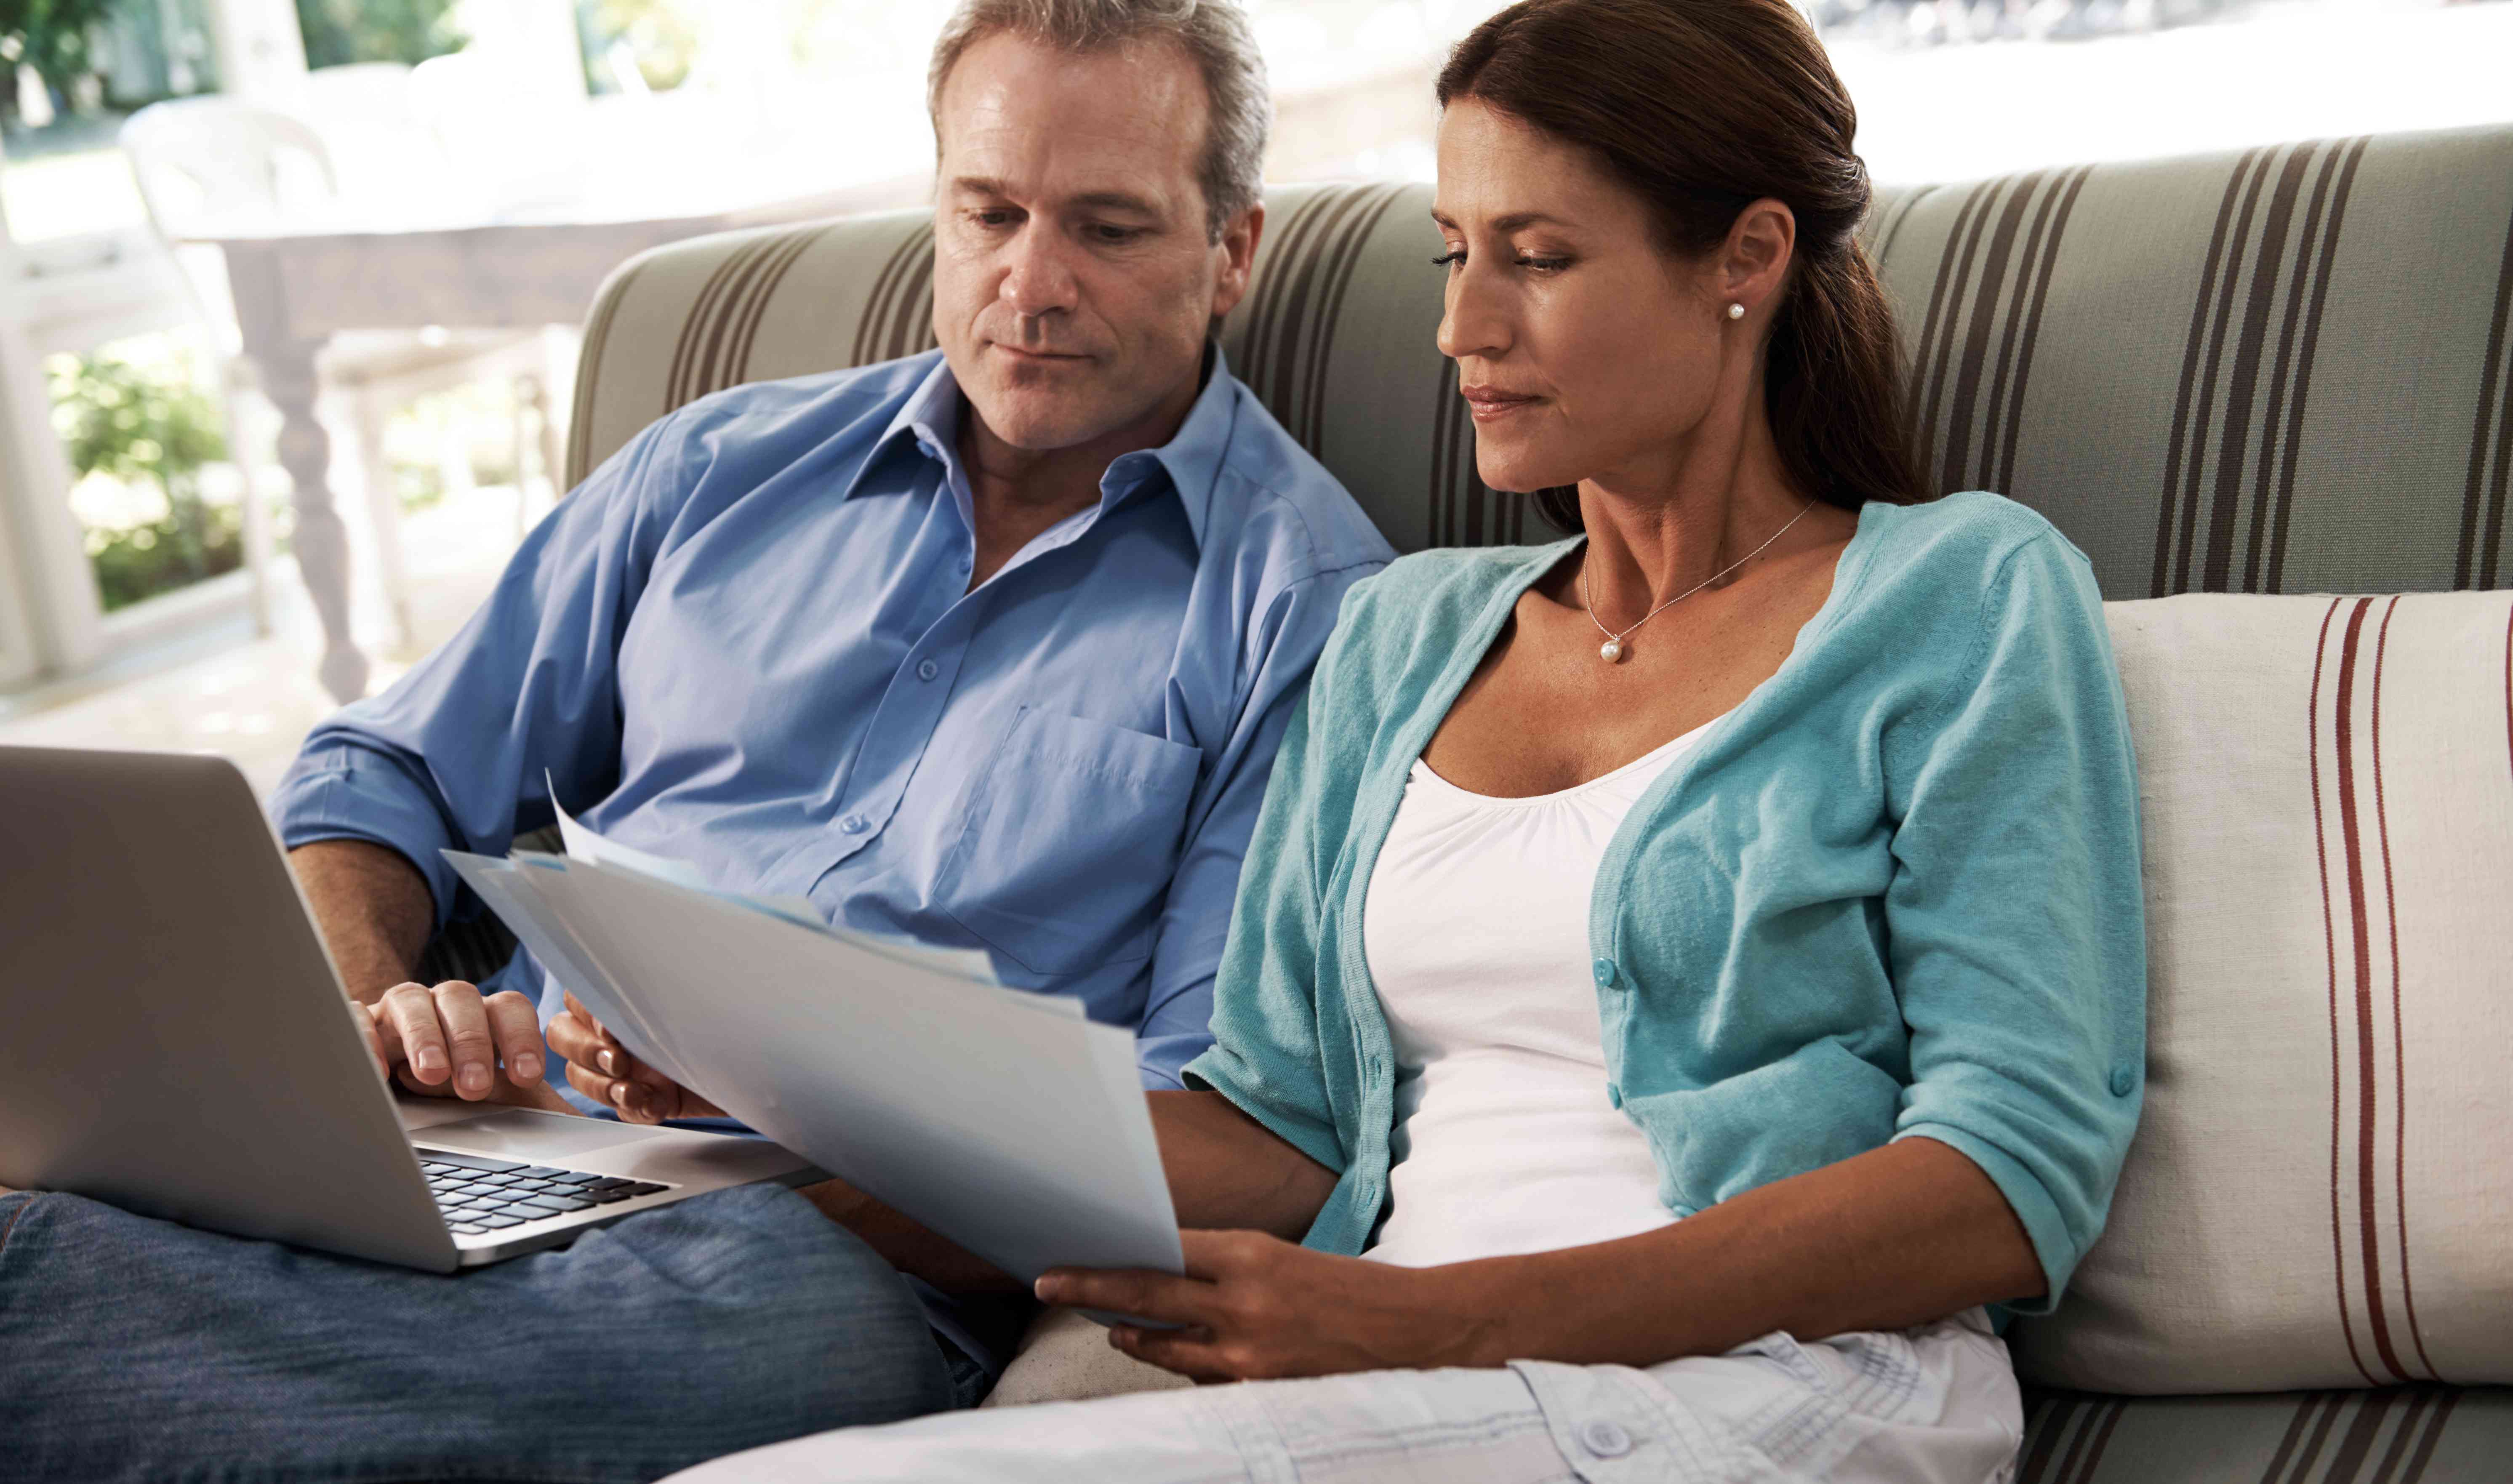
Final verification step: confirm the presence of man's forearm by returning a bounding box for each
[287,839,435,1003]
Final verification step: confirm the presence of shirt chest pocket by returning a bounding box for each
[938,706,1205,977]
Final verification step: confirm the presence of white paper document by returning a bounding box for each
[442,849,1181,1289]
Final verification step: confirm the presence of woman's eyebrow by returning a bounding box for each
[1427,208,1575,232]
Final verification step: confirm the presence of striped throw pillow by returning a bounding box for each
[2009,591,2513,1393]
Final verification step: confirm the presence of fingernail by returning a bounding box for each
[610,1082,630,1106]
[598,1051,618,1075]
[512,1054,541,1081]
[414,1054,445,1077]
[459,1066,488,1093]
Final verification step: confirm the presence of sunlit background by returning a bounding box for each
[1,0,2507,790]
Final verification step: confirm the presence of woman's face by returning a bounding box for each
[1432,98,1735,498]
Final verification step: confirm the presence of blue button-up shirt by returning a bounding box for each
[272,347,1391,1089]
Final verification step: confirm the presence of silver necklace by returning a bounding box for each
[1580,501,1816,663]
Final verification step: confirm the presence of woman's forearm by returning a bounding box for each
[1148,1090,1339,1239]
[1428,1136,2045,1369]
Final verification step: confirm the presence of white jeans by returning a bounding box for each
[666,1310,2023,1484]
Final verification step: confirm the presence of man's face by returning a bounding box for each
[931,31,1260,452]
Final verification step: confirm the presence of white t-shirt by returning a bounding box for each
[1359,717,1723,1268]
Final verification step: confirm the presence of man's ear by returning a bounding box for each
[1209,202,1266,322]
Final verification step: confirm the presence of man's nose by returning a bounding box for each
[1000,225,1082,325]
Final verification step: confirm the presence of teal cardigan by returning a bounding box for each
[1182,490,2147,1322]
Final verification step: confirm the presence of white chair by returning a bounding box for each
[118,94,566,652]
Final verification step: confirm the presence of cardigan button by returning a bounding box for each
[2110,1066,2137,1097]
[1592,957,1618,987]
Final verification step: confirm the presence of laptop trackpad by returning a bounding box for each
[410,1108,666,1162]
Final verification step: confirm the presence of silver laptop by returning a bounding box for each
[0,745,818,1271]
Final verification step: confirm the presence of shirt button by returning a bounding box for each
[839,815,869,835]
[2110,1066,2137,1097]
[1579,1419,1633,1458]
[916,658,940,682]
[1592,957,1618,987]
[1606,1083,1623,1110]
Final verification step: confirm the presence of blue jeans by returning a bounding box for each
[0,1183,981,1483]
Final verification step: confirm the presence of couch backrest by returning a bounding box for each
[566,122,2513,597]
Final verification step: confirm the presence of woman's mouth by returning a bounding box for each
[1460,385,1541,422]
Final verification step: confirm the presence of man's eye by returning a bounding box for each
[1089,225,1144,244]
[971,209,1018,228]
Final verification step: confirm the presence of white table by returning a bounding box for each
[198,173,922,703]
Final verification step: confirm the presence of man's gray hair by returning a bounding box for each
[927,0,1271,241]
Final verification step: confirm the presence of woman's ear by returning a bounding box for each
[1719,199,1797,317]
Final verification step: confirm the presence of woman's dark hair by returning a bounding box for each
[1436,0,1927,529]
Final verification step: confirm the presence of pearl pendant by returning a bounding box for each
[1600,639,1626,663]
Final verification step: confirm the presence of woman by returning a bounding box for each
[680,0,2145,1477]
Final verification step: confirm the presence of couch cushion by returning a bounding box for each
[2007,591,2513,1393]
[2018,1385,2510,1484]
[568,124,2513,603]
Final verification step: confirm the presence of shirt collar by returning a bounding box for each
[871,344,1239,551]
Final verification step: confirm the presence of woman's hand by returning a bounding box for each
[1034,1230,1497,1383]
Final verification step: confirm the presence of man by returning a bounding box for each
[0,3,1389,1479]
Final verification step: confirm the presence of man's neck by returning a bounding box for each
[955,362,1205,590]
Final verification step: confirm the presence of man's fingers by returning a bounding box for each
[357,1007,389,1076]
[482,990,545,1084]
[543,1007,605,1066]
[566,1060,667,1123]
[428,982,498,1099]
[379,983,450,1085]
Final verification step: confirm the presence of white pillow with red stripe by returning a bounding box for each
[2009,590,2513,1393]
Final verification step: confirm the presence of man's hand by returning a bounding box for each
[546,991,724,1123]
[1033,1231,1490,1383]
[364,980,568,1109]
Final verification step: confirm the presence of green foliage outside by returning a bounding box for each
[48,352,245,613]
[576,0,697,93]
[293,0,464,71]
[0,0,114,123]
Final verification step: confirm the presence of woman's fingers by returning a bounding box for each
[1033,1267,1226,1330]
[1108,1325,1241,1383]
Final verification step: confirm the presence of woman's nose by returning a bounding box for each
[1435,269,1508,362]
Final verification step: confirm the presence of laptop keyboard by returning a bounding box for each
[416,1149,674,1235]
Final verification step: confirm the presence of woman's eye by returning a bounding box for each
[1516,255,1571,273]
[1431,249,1465,269]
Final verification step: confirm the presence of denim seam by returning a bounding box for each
[0,1193,37,1259]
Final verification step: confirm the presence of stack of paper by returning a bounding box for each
[442,845,1183,1290]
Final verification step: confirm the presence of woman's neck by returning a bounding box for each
[1570,398,1813,628]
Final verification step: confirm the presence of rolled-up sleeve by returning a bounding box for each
[1884,533,2147,1316]
[1134,562,1380,1090]
[1178,575,1383,1175]
[269,415,690,924]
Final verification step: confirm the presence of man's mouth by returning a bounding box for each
[991,344,1092,363]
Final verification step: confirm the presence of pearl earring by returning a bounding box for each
[1726,301,1746,320]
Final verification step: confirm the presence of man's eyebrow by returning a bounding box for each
[943,177,1165,216]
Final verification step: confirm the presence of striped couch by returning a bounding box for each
[450,121,2513,1479]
